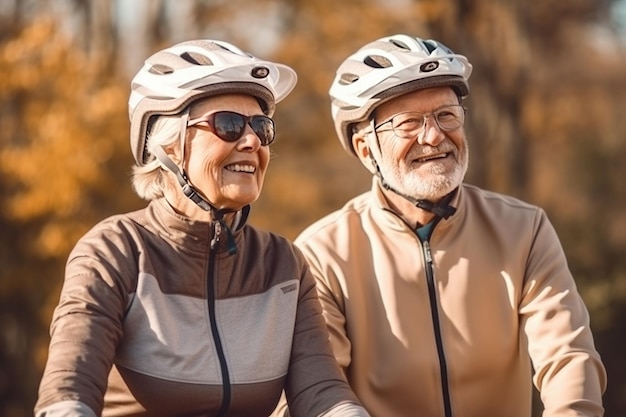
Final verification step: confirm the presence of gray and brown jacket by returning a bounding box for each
[35,198,367,417]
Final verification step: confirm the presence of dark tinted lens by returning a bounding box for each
[211,112,275,145]
[213,111,246,142]
[249,116,275,146]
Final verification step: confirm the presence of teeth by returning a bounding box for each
[227,164,255,173]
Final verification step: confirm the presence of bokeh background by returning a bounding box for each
[1,0,625,415]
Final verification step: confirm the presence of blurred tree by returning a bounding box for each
[0,16,140,416]
[0,0,625,415]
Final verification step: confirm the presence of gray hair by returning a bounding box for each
[131,115,183,200]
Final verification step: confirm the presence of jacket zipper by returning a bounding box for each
[208,220,231,416]
[421,238,453,417]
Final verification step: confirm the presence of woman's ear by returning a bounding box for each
[352,130,377,174]
[162,144,180,165]
[163,128,191,166]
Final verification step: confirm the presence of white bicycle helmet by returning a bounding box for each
[329,34,472,155]
[129,39,297,165]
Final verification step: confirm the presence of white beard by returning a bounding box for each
[377,138,469,201]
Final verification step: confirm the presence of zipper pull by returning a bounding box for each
[211,220,222,250]
[210,219,238,255]
[423,240,433,264]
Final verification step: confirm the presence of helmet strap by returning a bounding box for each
[367,120,456,220]
[152,144,241,254]
[152,145,214,213]
[150,112,235,220]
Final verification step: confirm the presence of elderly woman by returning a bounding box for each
[35,40,369,417]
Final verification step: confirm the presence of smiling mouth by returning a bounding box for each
[416,152,450,163]
[225,164,256,173]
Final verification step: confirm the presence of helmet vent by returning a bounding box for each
[338,73,359,85]
[148,64,174,75]
[422,40,438,54]
[180,51,214,66]
[363,55,392,69]
[389,39,410,51]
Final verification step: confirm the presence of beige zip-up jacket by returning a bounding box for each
[293,178,606,417]
[35,198,368,417]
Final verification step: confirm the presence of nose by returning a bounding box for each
[238,124,262,150]
[417,116,445,146]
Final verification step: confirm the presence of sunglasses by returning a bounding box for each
[187,111,276,146]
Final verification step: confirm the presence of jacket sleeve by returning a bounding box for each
[520,209,607,416]
[281,248,368,417]
[34,223,137,417]
[291,239,352,374]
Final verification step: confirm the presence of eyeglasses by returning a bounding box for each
[187,111,276,146]
[374,104,466,139]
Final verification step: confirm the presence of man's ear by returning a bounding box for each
[352,131,377,174]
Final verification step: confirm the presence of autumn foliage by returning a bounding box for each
[1,1,625,415]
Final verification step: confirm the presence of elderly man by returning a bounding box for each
[292,34,606,417]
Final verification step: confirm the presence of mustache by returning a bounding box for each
[407,141,458,160]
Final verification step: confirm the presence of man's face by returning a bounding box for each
[370,87,469,201]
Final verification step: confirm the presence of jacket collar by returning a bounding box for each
[147,198,249,253]
[369,176,464,236]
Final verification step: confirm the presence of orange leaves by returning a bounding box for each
[0,19,84,93]
[0,17,129,257]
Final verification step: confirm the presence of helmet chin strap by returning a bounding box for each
[150,110,242,254]
[371,154,457,219]
[152,145,217,213]
[366,123,457,220]
[151,109,236,217]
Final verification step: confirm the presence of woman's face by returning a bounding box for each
[183,94,271,211]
